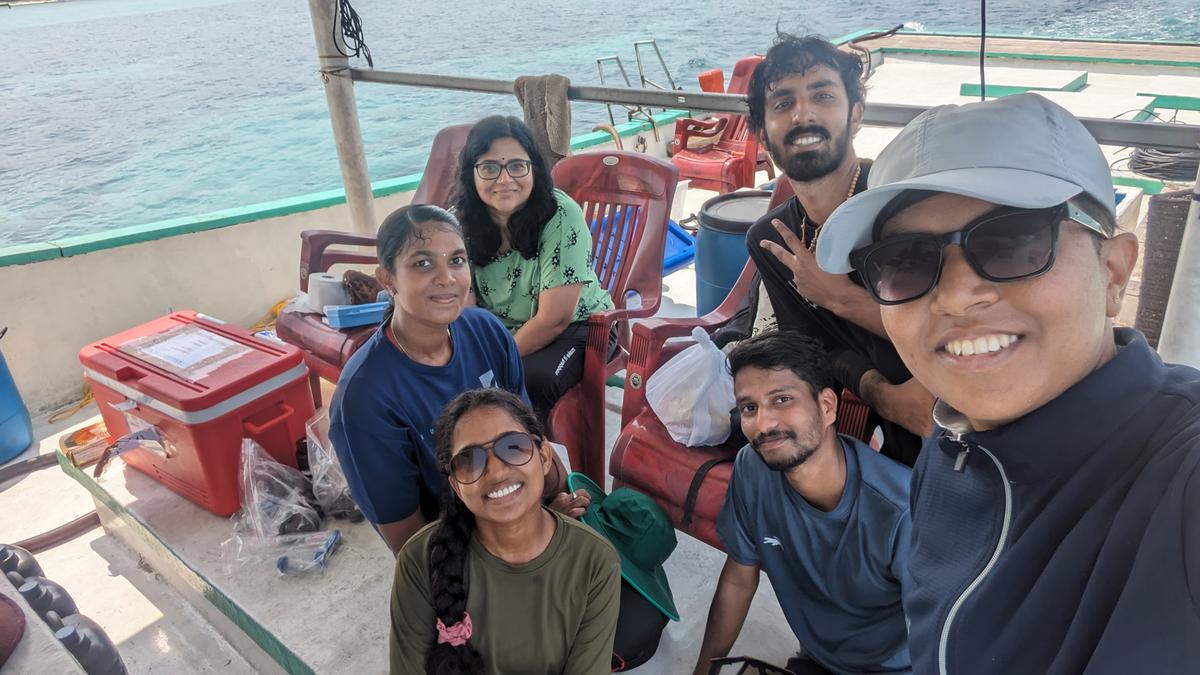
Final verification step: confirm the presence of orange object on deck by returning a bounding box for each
[696,68,726,93]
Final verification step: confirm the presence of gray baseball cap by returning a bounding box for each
[816,93,1116,274]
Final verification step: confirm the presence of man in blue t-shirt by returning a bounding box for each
[692,331,912,675]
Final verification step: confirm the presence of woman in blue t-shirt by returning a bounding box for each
[329,205,587,553]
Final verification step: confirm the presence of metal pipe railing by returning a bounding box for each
[349,68,1200,152]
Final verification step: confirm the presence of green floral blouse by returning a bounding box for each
[474,189,615,332]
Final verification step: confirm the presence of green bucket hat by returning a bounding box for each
[567,472,679,621]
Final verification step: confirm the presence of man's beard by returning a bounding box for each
[765,120,852,183]
[750,428,823,472]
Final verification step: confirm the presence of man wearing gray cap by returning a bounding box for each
[816,92,1200,674]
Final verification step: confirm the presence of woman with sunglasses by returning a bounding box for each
[453,116,615,418]
[329,205,585,555]
[389,388,621,675]
[815,95,1198,675]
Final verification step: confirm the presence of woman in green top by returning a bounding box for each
[390,388,621,674]
[453,116,616,416]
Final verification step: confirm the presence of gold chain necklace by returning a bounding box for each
[804,161,862,253]
[389,321,451,361]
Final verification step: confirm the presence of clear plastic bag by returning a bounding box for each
[220,530,342,577]
[305,409,361,521]
[238,439,320,540]
[645,327,736,447]
[220,440,331,576]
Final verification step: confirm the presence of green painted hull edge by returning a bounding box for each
[0,110,689,267]
[0,242,61,266]
[1112,175,1167,195]
[57,452,316,675]
[881,47,1200,69]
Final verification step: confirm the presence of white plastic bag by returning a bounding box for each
[645,327,736,447]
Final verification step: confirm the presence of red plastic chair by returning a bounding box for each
[546,151,679,482]
[412,123,472,207]
[670,56,774,193]
[609,179,871,549]
[276,124,473,406]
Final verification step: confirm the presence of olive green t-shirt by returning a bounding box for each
[473,189,616,332]
[389,510,621,675]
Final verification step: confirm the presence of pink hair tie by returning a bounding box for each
[436,613,473,647]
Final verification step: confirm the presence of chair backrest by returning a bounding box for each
[551,152,680,313]
[411,123,473,208]
[726,55,764,95]
[716,56,765,147]
[768,174,795,209]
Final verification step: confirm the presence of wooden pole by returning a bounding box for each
[306,0,377,235]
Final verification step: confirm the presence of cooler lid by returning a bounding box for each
[79,311,305,413]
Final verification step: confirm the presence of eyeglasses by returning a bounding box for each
[446,431,540,484]
[473,159,531,181]
[849,203,1105,305]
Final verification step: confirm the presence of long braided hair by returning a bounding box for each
[426,389,546,674]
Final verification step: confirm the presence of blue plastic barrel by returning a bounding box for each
[694,191,772,315]
[0,328,33,463]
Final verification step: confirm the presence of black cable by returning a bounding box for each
[1128,146,1200,182]
[979,0,987,100]
[333,0,373,68]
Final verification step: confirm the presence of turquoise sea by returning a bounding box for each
[1,0,1197,246]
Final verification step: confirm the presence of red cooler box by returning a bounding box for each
[80,311,315,516]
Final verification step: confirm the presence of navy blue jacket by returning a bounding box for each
[905,329,1200,674]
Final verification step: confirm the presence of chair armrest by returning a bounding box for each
[620,261,757,426]
[299,229,378,291]
[670,117,729,154]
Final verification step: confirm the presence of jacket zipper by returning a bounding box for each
[938,442,1012,675]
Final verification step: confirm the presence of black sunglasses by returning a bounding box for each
[850,203,1105,305]
[474,159,531,181]
[446,431,540,484]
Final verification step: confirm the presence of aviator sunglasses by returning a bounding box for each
[473,159,531,181]
[446,431,540,484]
[849,202,1106,305]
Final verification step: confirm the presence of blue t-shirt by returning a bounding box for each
[717,435,913,675]
[329,308,526,525]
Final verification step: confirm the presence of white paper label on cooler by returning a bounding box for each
[119,324,255,382]
[142,331,238,369]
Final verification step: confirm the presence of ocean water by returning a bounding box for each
[1,0,1197,246]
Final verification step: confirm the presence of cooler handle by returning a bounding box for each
[242,403,295,436]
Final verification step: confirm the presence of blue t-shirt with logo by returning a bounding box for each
[329,308,526,525]
[717,435,913,675]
